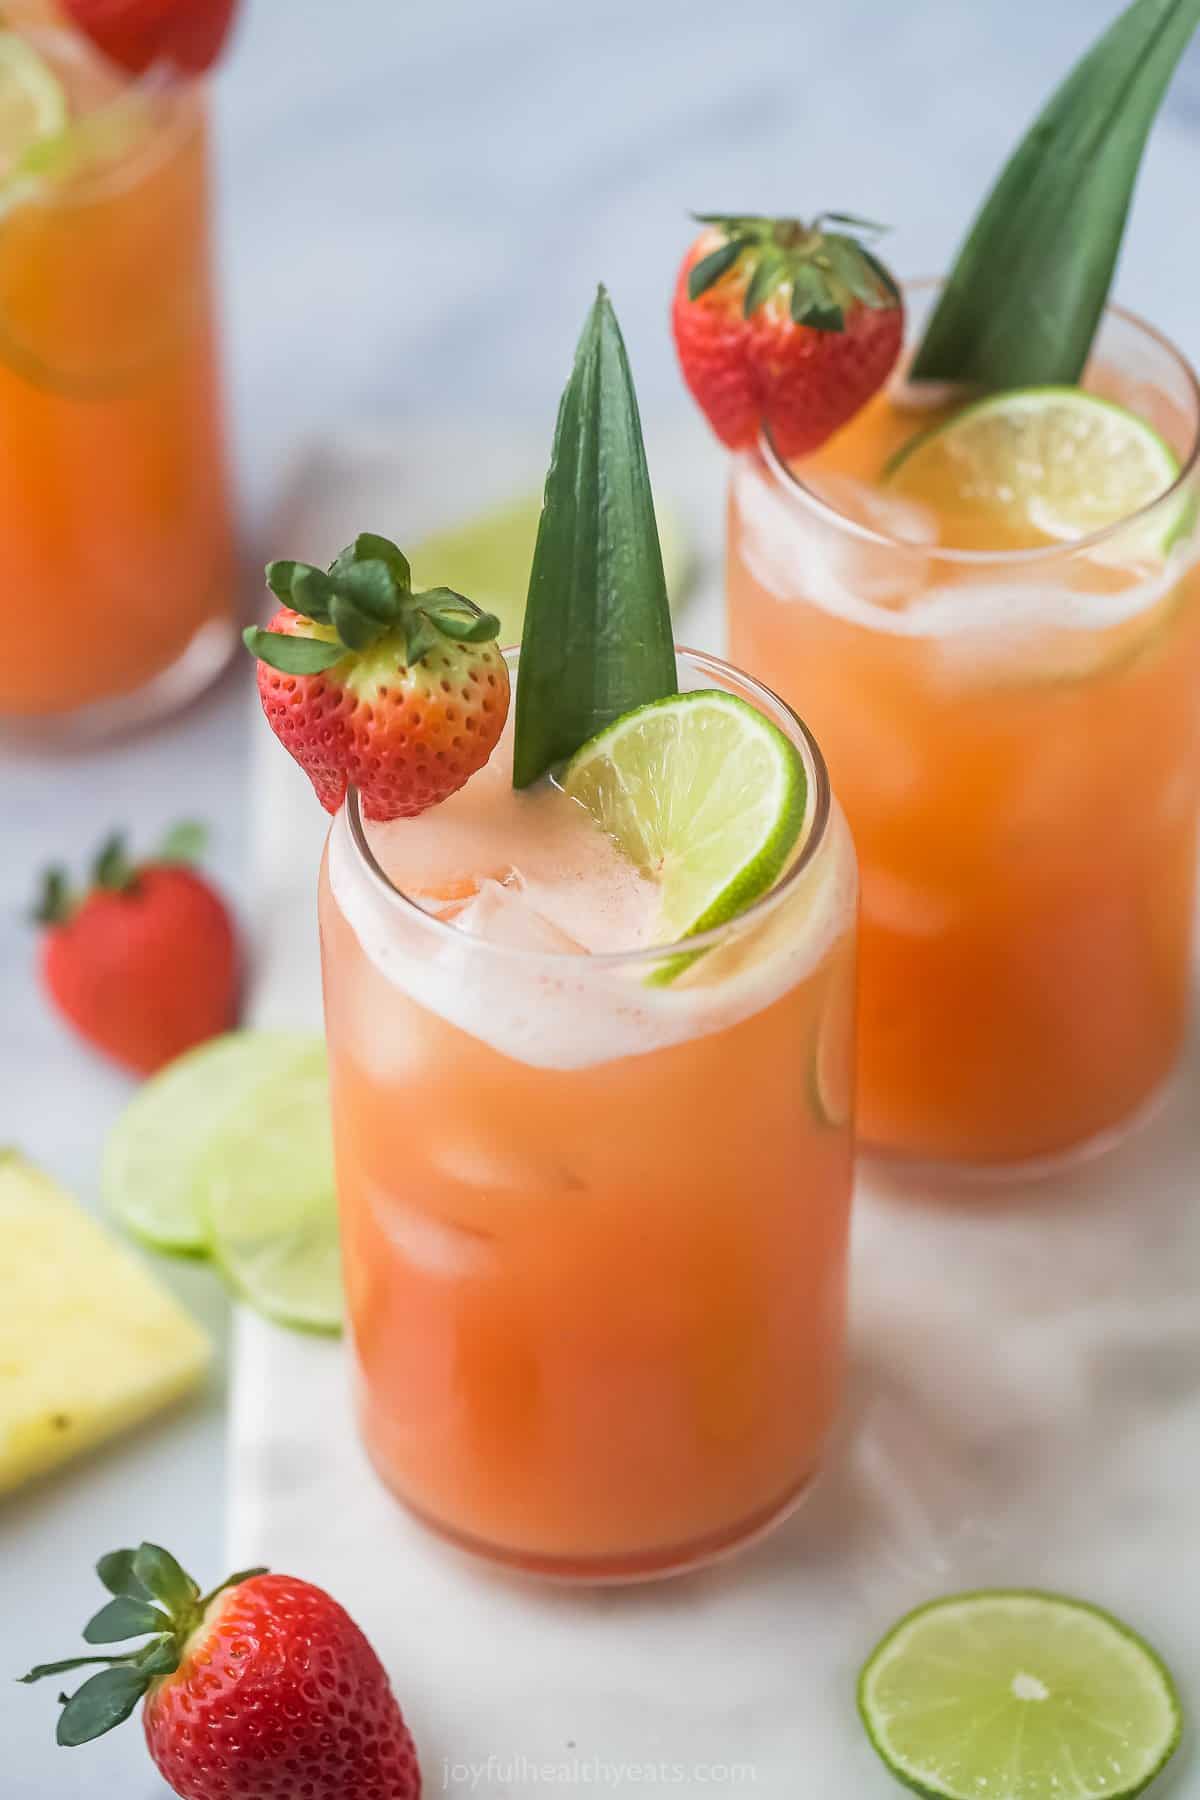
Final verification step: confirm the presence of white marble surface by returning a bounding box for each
[229,448,1200,1799]
[3,1,1199,1794]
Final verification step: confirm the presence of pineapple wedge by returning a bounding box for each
[0,1150,211,1495]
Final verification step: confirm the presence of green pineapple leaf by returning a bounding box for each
[912,0,1200,389]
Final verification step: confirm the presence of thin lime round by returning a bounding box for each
[409,490,692,647]
[562,688,807,948]
[103,1032,323,1255]
[887,387,1185,554]
[201,1042,341,1334]
[0,34,66,177]
[859,1589,1183,1800]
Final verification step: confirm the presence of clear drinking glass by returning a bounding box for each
[318,648,858,1582]
[727,283,1200,1171]
[0,27,236,737]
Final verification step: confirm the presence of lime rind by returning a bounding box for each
[200,1044,342,1335]
[858,1589,1183,1800]
[886,386,1186,558]
[103,1032,322,1255]
[562,688,807,972]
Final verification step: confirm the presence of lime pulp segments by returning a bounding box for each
[887,386,1185,553]
[199,1041,342,1334]
[859,1589,1182,1800]
[562,688,807,950]
[103,1032,324,1254]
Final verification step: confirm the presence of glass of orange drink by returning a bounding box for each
[727,282,1200,1169]
[317,647,857,1581]
[0,23,235,734]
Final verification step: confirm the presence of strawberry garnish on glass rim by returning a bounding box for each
[62,0,240,77]
[245,532,511,824]
[671,211,904,459]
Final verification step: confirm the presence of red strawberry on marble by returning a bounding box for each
[21,1542,421,1799]
[33,823,238,1076]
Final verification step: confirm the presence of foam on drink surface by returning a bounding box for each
[363,717,660,955]
[328,717,855,1070]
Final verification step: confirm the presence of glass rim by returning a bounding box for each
[342,643,834,969]
[757,276,1200,570]
[1,26,200,214]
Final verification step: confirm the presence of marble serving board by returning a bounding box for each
[230,438,1200,1800]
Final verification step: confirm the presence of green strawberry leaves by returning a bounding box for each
[685,212,899,333]
[83,1598,169,1645]
[96,1548,153,1602]
[242,629,347,675]
[247,531,500,676]
[30,824,211,927]
[19,1543,269,1751]
[912,0,1200,388]
[513,286,678,788]
[56,1667,150,1748]
[687,235,752,299]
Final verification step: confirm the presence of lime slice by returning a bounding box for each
[409,491,692,647]
[201,1042,341,1334]
[887,387,1185,555]
[562,689,807,950]
[859,1590,1183,1800]
[103,1032,321,1255]
[0,34,66,178]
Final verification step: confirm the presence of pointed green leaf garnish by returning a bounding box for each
[912,0,1200,388]
[513,286,677,788]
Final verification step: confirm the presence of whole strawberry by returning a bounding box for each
[63,0,239,75]
[245,532,510,822]
[34,823,238,1077]
[21,1543,421,1799]
[671,212,904,459]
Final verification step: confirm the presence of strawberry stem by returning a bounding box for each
[19,1543,270,1751]
[248,534,501,675]
[685,211,900,328]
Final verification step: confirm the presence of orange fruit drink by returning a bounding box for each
[318,649,857,1581]
[728,288,1200,1168]
[0,27,234,728]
